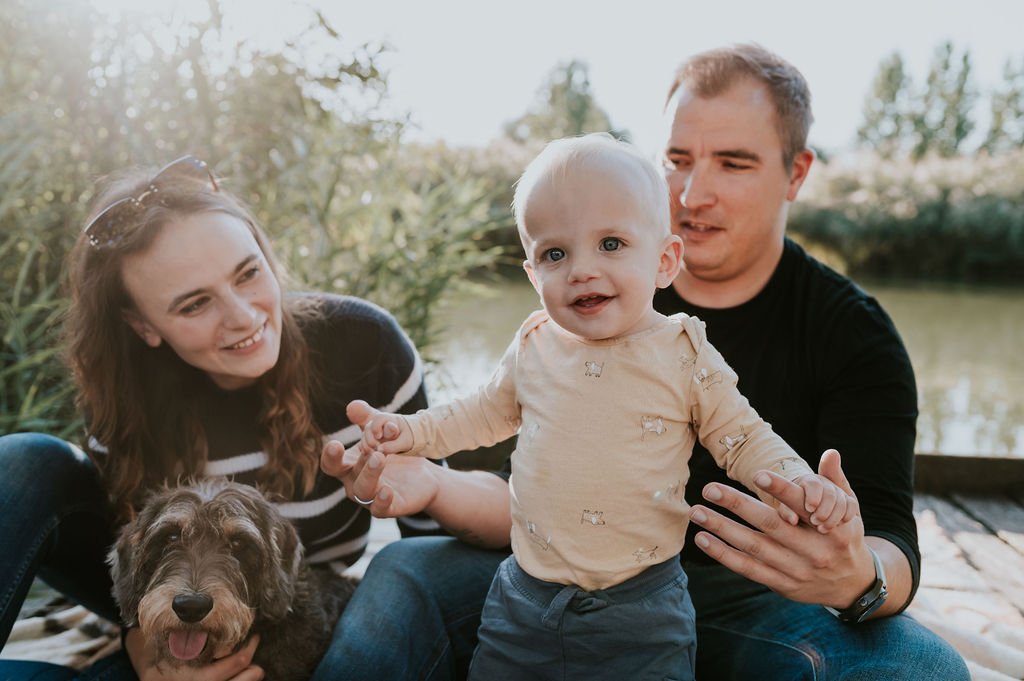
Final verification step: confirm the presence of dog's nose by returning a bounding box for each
[172,593,213,623]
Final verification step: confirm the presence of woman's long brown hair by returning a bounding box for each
[64,169,323,521]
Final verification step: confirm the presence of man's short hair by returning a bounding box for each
[513,133,670,243]
[666,43,813,170]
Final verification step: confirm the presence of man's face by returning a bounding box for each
[660,77,811,290]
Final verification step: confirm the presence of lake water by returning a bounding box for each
[427,279,1024,458]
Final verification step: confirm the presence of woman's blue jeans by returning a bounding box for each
[0,432,136,679]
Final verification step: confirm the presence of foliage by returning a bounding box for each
[910,41,976,159]
[791,150,1024,282]
[983,56,1024,154]
[0,0,504,435]
[503,60,628,144]
[856,52,912,159]
[855,41,1024,160]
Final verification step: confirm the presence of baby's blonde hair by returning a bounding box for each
[512,133,670,243]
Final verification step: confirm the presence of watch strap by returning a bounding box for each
[824,546,888,623]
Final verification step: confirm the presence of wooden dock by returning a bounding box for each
[4,454,1024,680]
[907,455,1024,680]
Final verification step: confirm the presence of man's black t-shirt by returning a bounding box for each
[654,239,920,590]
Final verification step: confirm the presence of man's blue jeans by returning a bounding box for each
[682,561,969,680]
[318,540,968,681]
[312,537,508,681]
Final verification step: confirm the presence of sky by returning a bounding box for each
[90,0,1024,157]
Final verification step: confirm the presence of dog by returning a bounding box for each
[109,479,356,681]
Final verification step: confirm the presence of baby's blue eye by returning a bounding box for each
[600,237,622,251]
[544,248,566,262]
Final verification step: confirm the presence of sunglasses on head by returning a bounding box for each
[84,155,219,249]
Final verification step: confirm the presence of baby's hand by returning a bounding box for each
[346,400,414,455]
[790,473,858,533]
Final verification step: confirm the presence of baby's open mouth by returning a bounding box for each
[573,295,610,308]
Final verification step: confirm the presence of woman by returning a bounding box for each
[0,157,510,681]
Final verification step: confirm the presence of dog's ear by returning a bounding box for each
[260,509,302,620]
[108,490,167,625]
[108,512,146,624]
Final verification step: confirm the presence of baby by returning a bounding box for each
[350,133,854,680]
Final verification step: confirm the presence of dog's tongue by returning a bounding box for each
[168,629,208,661]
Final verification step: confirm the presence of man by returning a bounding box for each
[325,44,969,681]
[653,43,968,679]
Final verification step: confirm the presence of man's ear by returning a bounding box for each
[786,148,815,202]
[122,308,162,348]
[523,260,540,293]
[655,234,683,289]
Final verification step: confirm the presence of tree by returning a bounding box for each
[857,52,912,158]
[910,41,976,159]
[982,56,1024,154]
[503,60,627,144]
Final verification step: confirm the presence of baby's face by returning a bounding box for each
[520,163,679,341]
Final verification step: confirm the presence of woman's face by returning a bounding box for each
[120,211,283,390]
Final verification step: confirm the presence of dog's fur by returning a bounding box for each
[109,479,356,681]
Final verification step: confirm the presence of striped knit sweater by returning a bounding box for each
[90,294,443,573]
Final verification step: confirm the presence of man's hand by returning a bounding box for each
[124,628,263,681]
[687,449,877,610]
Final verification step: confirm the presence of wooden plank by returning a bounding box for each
[916,495,1024,616]
[910,586,1024,634]
[914,454,1024,494]
[952,493,1024,557]
[915,495,990,592]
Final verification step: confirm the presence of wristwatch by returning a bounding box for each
[824,546,887,623]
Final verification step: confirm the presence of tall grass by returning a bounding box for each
[0,0,505,436]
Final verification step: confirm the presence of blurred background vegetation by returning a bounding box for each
[1,0,1022,438]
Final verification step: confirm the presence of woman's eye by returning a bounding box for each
[600,237,622,252]
[239,265,260,283]
[180,298,208,315]
[544,248,566,262]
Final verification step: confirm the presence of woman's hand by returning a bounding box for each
[124,628,263,681]
[320,437,513,549]
[320,438,441,518]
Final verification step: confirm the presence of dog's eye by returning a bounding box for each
[229,535,252,552]
[154,527,180,545]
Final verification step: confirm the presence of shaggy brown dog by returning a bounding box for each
[109,479,356,681]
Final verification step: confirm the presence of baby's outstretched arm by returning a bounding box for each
[787,472,858,533]
[347,399,415,455]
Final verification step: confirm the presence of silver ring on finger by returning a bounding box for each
[353,493,376,507]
